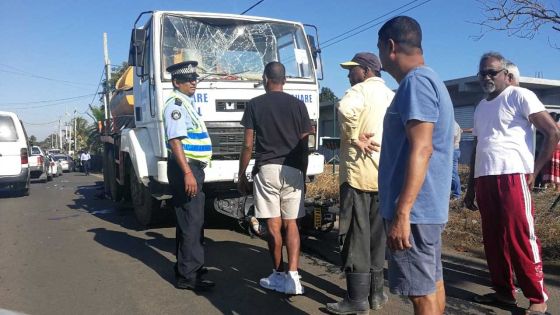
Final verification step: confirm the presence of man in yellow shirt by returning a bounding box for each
[326,52,394,314]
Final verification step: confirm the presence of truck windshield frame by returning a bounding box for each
[160,14,316,83]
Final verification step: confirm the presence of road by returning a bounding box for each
[0,173,558,315]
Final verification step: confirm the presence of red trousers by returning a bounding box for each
[475,174,548,304]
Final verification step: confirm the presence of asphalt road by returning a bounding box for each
[0,172,558,315]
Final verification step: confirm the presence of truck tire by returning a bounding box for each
[130,166,161,227]
[102,144,111,198]
[106,147,122,202]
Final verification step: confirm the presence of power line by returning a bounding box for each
[10,100,92,110]
[240,0,265,15]
[0,93,95,106]
[0,64,97,87]
[321,0,422,46]
[22,119,60,126]
[82,66,107,115]
[321,0,433,50]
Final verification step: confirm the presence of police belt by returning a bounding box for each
[169,155,208,169]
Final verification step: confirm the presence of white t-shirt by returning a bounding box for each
[473,86,545,178]
[80,153,91,161]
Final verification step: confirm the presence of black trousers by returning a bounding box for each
[168,159,205,281]
[339,182,386,273]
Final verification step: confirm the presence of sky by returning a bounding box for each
[1,0,559,140]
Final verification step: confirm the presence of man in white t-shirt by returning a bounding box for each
[80,150,91,176]
[465,52,559,314]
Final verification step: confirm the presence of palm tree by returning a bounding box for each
[86,105,105,154]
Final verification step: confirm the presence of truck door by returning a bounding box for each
[129,21,155,126]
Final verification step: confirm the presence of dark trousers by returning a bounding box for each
[168,160,206,281]
[451,149,461,198]
[82,160,90,175]
[339,182,386,273]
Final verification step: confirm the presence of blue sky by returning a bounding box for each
[1,0,559,139]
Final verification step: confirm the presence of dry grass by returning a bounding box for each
[307,163,560,261]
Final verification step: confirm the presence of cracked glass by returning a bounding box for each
[162,14,314,82]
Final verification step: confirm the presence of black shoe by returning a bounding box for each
[176,277,215,291]
[197,267,209,276]
[174,264,208,278]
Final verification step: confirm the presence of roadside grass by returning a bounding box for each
[306,164,560,261]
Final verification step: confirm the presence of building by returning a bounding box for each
[446,76,560,164]
[318,76,560,165]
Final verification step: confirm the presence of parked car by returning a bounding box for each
[47,154,63,179]
[29,146,49,182]
[52,154,75,172]
[0,111,30,196]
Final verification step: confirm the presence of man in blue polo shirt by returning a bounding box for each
[377,16,454,315]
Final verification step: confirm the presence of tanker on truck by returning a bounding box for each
[101,11,326,227]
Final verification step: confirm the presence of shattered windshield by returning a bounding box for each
[161,14,314,82]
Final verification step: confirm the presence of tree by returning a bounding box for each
[39,133,58,149]
[476,0,560,43]
[99,61,129,104]
[86,105,105,154]
[72,116,91,152]
[320,87,339,103]
[28,135,37,146]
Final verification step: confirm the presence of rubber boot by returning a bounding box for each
[326,272,370,315]
[369,270,388,310]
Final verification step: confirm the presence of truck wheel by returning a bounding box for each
[130,167,161,227]
[102,144,111,198]
[106,146,122,202]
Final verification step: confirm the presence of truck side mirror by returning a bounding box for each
[128,29,146,68]
[303,24,324,80]
[307,35,318,65]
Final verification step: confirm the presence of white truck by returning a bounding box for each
[101,11,325,226]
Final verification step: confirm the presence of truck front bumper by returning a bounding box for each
[155,153,325,184]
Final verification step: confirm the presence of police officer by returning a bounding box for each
[164,61,214,291]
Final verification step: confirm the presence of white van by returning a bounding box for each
[0,111,30,196]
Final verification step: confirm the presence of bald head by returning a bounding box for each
[264,62,286,85]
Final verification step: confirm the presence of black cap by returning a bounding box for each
[340,52,382,72]
[166,61,199,80]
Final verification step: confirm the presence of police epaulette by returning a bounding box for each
[175,98,183,106]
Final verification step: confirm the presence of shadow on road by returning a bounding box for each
[87,226,343,314]
[70,180,559,314]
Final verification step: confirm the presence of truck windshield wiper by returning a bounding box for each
[198,68,259,82]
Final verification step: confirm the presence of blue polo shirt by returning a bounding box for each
[379,66,454,224]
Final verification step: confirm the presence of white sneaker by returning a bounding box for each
[284,271,304,295]
[259,270,286,292]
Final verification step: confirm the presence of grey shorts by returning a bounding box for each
[253,164,305,219]
[384,221,445,296]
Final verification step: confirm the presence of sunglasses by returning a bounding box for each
[477,68,507,78]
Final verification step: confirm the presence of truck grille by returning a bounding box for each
[215,100,247,112]
[206,122,253,159]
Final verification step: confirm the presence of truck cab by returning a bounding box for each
[103,11,324,225]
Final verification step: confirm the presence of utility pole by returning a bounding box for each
[74,109,77,153]
[67,124,71,153]
[58,119,62,150]
[103,32,111,120]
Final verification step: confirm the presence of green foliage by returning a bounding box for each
[28,135,37,145]
[99,61,129,104]
[319,87,339,103]
[108,61,129,92]
[88,104,105,122]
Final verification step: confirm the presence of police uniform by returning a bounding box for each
[163,61,213,290]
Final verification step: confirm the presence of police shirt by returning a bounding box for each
[163,90,194,141]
